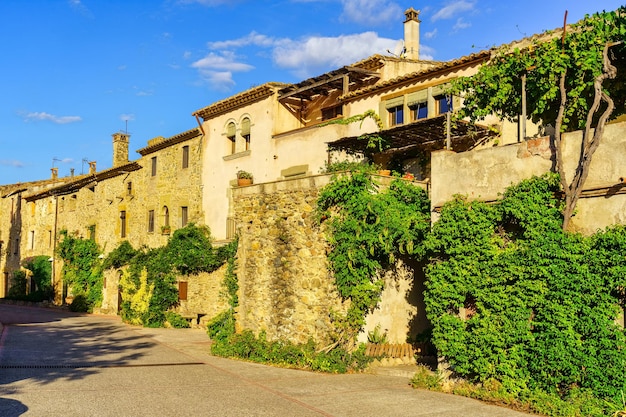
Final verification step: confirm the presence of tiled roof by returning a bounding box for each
[137,127,201,156]
[341,50,491,101]
[25,162,142,202]
[192,82,289,120]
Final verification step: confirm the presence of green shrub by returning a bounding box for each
[165,311,190,328]
[424,174,626,404]
[69,294,89,312]
[7,271,27,299]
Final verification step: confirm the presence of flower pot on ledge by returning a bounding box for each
[378,169,391,176]
[237,178,253,187]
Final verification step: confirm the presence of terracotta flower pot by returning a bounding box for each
[237,178,253,186]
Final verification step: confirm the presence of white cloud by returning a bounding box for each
[192,51,254,72]
[340,0,402,25]
[453,18,471,31]
[273,32,397,78]
[432,1,476,21]
[68,0,93,18]
[120,114,135,121]
[0,160,24,168]
[208,31,279,50]
[424,29,438,39]
[191,51,254,89]
[23,112,82,124]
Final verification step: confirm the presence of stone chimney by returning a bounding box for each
[112,132,130,167]
[51,167,58,180]
[404,7,421,60]
[89,161,97,174]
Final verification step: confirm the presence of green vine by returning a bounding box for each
[105,224,235,327]
[56,229,103,311]
[424,173,626,411]
[316,165,431,344]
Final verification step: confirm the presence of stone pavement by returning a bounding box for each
[0,304,535,416]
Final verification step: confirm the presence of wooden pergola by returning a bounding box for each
[327,115,496,157]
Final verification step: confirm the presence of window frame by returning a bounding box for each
[182,145,189,169]
[151,156,157,177]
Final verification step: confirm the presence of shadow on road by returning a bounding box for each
[0,304,157,389]
[0,397,28,416]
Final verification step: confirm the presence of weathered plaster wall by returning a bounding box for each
[431,121,626,234]
[175,264,230,327]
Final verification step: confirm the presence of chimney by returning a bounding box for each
[89,161,97,174]
[112,132,130,167]
[51,167,58,180]
[404,7,421,60]
[70,168,75,177]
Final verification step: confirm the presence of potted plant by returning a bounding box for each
[161,225,171,235]
[237,170,253,186]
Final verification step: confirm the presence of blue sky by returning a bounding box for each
[1,0,623,185]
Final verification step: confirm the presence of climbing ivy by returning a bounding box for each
[56,229,103,310]
[424,174,626,407]
[317,166,431,343]
[106,224,235,327]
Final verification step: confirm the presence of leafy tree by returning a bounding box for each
[453,7,626,230]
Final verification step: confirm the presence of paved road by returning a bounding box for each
[0,304,534,416]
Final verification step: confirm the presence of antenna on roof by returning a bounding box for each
[81,158,89,174]
[52,157,61,168]
[387,40,406,58]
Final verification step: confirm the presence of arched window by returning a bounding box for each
[162,206,170,228]
[226,122,236,154]
[241,117,251,151]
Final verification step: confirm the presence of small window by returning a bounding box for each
[14,238,19,255]
[30,231,35,250]
[435,95,452,114]
[148,210,155,233]
[48,230,52,248]
[127,182,133,195]
[226,122,236,154]
[120,211,127,238]
[409,101,428,121]
[163,206,170,228]
[241,118,251,151]
[322,105,342,121]
[181,206,188,227]
[388,105,404,126]
[178,281,188,301]
[89,225,96,241]
[182,145,189,169]
[151,157,157,176]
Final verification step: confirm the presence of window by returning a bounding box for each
[127,181,133,195]
[148,210,155,233]
[151,156,157,176]
[30,231,35,250]
[181,206,188,227]
[322,105,342,121]
[48,230,52,248]
[241,118,251,151]
[182,145,189,169]
[89,225,96,241]
[163,206,170,228]
[120,211,127,238]
[14,238,19,256]
[178,281,188,301]
[409,101,428,120]
[226,122,236,154]
[388,105,404,126]
[435,95,452,114]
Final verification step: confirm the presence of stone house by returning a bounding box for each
[13,128,204,308]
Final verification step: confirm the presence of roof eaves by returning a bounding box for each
[137,127,201,156]
[192,82,288,121]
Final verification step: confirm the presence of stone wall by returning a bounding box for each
[174,264,230,327]
[232,174,430,346]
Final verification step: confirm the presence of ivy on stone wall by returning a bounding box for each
[316,166,431,344]
[106,223,236,327]
[424,173,626,406]
[56,229,103,311]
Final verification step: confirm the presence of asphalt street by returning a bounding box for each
[0,304,534,416]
